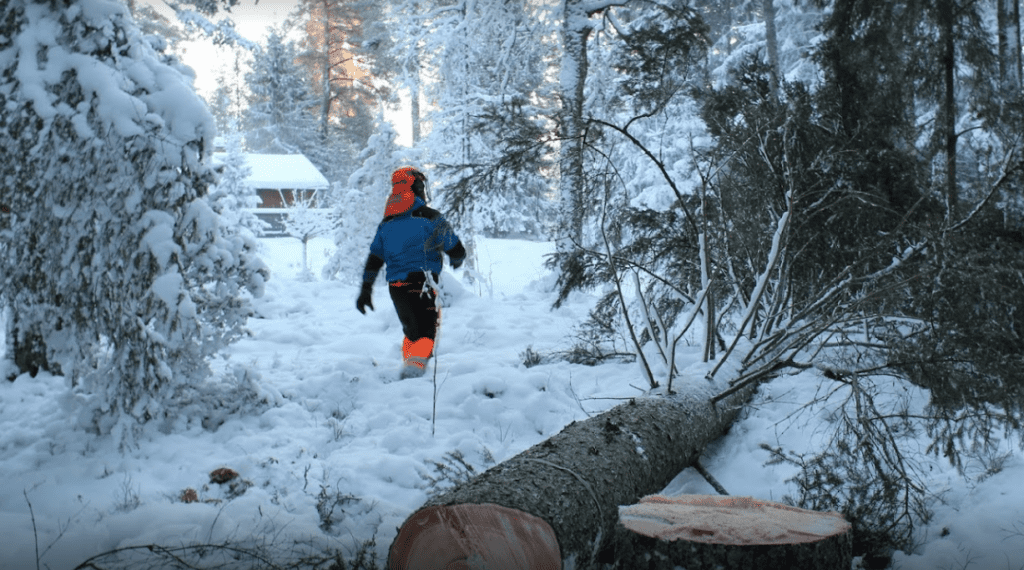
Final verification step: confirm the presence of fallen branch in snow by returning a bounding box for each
[599,184,657,390]
[711,358,814,405]
[709,195,792,380]
[71,536,381,570]
[72,543,281,570]
[23,487,83,570]
[23,490,40,570]
[692,461,729,496]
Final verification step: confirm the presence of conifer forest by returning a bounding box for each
[1,0,1023,568]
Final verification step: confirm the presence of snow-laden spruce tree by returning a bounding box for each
[0,0,267,446]
[206,80,239,136]
[208,130,266,238]
[242,29,317,155]
[322,116,418,284]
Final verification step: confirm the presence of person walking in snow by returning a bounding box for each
[356,167,466,379]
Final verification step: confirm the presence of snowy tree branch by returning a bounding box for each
[587,117,699,236]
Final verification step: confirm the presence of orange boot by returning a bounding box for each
[401,337,435,378]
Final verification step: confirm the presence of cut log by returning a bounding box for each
[387,503,560,570]
[612,494,853,569]
[387,378,761,570]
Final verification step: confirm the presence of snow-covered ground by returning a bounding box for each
[0,236,1021,570]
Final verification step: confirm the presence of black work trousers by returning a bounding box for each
[388,271,440,342]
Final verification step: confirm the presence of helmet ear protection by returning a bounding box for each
[392,167,428,202]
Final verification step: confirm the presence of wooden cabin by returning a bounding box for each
[213,152,330,236]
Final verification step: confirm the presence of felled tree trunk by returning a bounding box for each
[613,494,852,569]
[387,379,760,570]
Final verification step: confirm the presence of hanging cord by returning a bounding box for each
[423,271,446,368]
[423,271,445,436]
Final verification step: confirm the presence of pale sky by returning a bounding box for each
[142,0,297,96]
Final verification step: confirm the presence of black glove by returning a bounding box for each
[451,257,464,270]
[356,283,374,314]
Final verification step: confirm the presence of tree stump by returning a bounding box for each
[612,494,853,570]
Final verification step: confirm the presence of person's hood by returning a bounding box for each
[384,189,426,218]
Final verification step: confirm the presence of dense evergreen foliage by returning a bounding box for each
[533,0,1023,559]
[243,29,319,155]
[0,0,267,446]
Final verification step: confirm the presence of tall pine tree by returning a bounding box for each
[292,0,383,155]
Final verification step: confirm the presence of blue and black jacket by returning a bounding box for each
[362,196,466,285]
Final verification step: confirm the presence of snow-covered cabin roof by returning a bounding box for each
[212,153,329,190]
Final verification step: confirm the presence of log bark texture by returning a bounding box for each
[387,379,760,570]
[613,494,852,569]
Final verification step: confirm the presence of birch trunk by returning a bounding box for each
[557,0,590,254]
[387,378,761,570]
[698,182,714,363]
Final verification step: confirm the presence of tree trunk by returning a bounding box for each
[612,494,852,569]
[1015,0,1023,88]
[699,183,715,363]
[939,0,958,220]
[763,0,781,98]
[410,54,421,146]
[301,236,310,278]
[387,379,761,570]
[725,0,734,55]
[998,0,1023,90]
[321,35,331,139]
[1000,0,1011,85]
[557,0,590,255]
